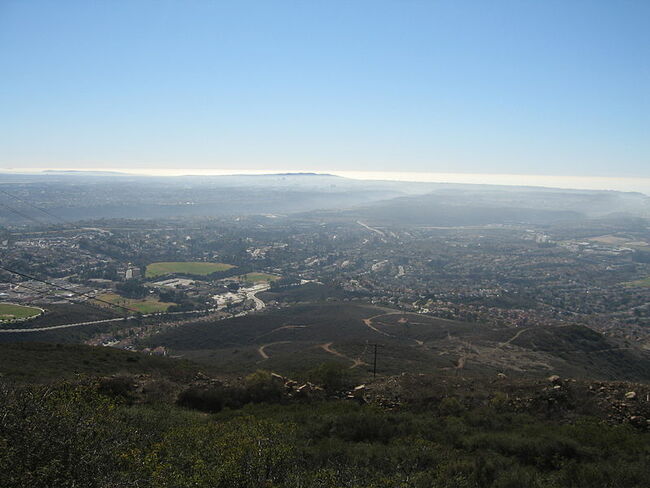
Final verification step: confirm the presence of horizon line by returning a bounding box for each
[2,167,650,196]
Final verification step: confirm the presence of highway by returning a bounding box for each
[0,286,269,333]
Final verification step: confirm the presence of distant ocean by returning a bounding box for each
[4,167,650,196]
[333,171,650,196]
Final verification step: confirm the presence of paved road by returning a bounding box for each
[0,316,127,333]
[0,285,271,334]
[248,293,265,311]
[357,220,385,237]
[0,308,208,333]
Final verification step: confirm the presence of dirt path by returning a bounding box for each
[319,342,368,369]
[362,312,404,337]
[362,312,427,346]
[257,341,293,360]
[256,325,308,340]
[499,327,530,347]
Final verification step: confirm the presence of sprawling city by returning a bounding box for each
[2,1,650,486]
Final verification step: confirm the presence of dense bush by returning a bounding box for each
[2,380,650,487]
[307,361,352,394]
[245,369,286,403]
[115,280,147,299]
[176,371,286,413]
[0,382,129,488]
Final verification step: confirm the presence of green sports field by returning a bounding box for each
[239,272,280,283]
[624,277,650,288]
[0,303,43,322]
[145,261,235,278]
[96,294,175,314]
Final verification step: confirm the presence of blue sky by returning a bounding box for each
[1,0,648,177]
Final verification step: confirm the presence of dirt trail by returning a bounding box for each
[362,312,426,346]
[362,312,404,337]
[499,327,530,347]
[319,342,368,369]
[256,325,308,340]
[257,341,293,359]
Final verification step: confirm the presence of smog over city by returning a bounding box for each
[1,2,650,487]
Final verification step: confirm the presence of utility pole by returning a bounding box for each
[372,344,384,379]
[373,344,378,378]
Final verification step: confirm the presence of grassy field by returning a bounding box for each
[625,277,650,287]
[238,272,280,283]
[97,293,175,314]
[0,303,42,322]
[145,261,235,278]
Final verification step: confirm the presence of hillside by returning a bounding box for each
[0,343,207,383]
[139,302,650,382]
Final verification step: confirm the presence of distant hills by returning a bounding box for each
[1,171,649,224]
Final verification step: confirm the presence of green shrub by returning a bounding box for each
[125,417,298,488]
[245,370,285,403]
[307,362,352,394]
[177,385,229,412]
[0,382,130,488]
[438,396,465,416]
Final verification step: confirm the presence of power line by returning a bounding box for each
[0,190,142,318]
[0,188,74,226]
[372,343,385,378]
[0,202,51,227]
[0,265,138,314]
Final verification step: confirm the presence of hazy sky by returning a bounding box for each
[1,0,648,177]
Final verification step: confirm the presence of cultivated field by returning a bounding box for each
[0,303,43,323]
[97,293,175,314]
[145,261,235,278]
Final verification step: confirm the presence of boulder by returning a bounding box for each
[548,375,561,384]
[625,391,637,400]
[295,382,325,399]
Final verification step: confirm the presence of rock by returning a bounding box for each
[625,391,637,400]
[496,373,507,379]
[351,384,366,397]
[548,375,561,384]
[271,372,285,383]
[629,416,646,426]
[295,382,325,399]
